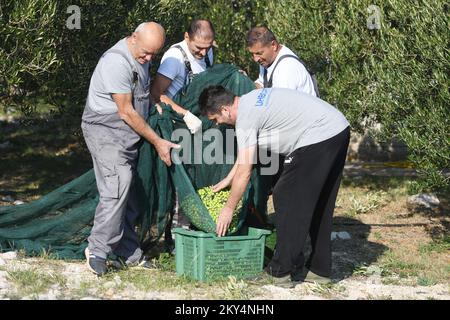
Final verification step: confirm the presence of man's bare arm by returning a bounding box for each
[151,73,187,115]
[112,92,179,165]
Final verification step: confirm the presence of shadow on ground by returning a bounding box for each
[407,202,450,242]
[255,213,388,281]
[0,118,92,201]
[331,216,388,281]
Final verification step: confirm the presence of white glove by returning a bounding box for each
[183,111,202,134]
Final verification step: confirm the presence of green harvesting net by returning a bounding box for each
[0,64,271,259]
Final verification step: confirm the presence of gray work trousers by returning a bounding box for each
[83,125,143,263]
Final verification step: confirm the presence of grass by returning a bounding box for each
[7,267,67,297]
[95,266,257,299]
[152,252,176,272]
[221,276,253,300]
[380,251,424,278]
[366,294,393,300]
[336,184,395,218]
[352,264,384,277]
[72,281,97,298]
[334,176,449,286]
[376,244,448,285]
[347,190,388,216]
[381,277,403,286]
[418,237,450,254]
[305,282,347,299]
[416,277,438,287]
[1,105,449,299]
[0,104,91,204]
[372,232,383,240]
[109,268,193,291]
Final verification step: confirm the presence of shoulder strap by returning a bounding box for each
[104,49,139,92]
[205,50,212,68]
[173,45,194,84]
[266,54,311,87]
[265,54,320,97]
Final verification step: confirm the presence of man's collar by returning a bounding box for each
[266,44,284,70]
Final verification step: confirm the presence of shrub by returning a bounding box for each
[1,0,448,192]
[266,0,449,192]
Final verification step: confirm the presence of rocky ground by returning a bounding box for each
[1,114,448,301]
[0,243,448,301]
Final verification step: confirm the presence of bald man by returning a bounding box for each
[81,22,180,276]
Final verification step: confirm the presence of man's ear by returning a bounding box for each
[131,32,138,43]
[271,40,277,50]
[184,32,189,42]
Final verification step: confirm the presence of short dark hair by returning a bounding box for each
[187,19,215,39]
[246,26,277,47]
[199,86,235,116]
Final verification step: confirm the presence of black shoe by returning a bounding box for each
[136,258,157,269]
[110,255,157,270]
[163,239,175,255]
[85,248,107,276]
[301,268,332,284]
[259,266,299,289]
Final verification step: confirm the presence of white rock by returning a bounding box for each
[113,275,122,286]
[331,231,351,240]
[0,271,11,290]
[1,251,17,260]
[103,281,115,289]
[1,195,14,202]
[13,200,25,205]
[338,231,352,240]
[407,193,440,209]
[66,275,82,290]
[0,258,5,266]
[39,289,58,300]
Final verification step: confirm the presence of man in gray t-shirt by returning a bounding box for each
[86,36,150,117]
[199,86,350,287]
[81,22,180,276]
[235,88,348,155]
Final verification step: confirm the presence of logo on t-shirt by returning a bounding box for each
[255,88,271,107]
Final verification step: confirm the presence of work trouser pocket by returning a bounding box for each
[102,172,119,199]
[94,157,120,199]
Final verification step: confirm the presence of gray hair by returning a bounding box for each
[246,26,277,47]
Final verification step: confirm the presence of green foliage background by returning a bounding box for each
[0,0,448,192]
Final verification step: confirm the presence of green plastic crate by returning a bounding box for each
[173,227,271,281]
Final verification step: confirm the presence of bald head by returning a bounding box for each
[135,22,165,42]
[129,22,166,64]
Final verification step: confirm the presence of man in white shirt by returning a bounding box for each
[151,19,215,134]
[151,20,215,250]
[246,26,318,97]
[246,27,321,206]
